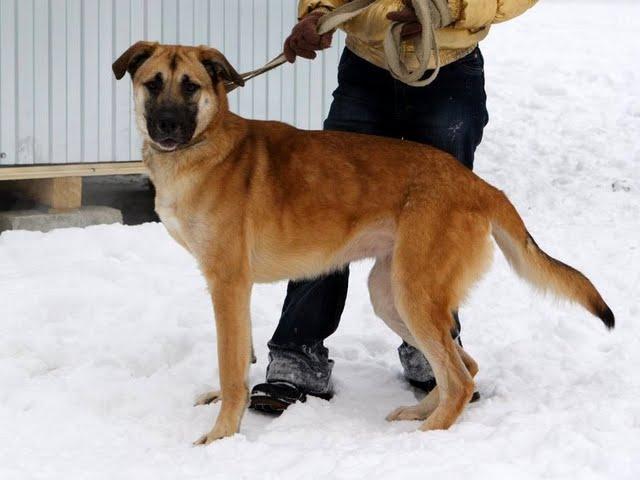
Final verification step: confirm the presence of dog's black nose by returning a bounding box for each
[156,111,180,136]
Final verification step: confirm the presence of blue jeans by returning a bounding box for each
[266,47,489,394]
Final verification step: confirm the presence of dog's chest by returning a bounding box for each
[157,203,181,234]
[155,191,187,242]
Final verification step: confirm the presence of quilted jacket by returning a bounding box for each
[298,0,539,69]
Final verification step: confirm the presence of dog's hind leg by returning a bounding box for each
[370,255,451,422]
[392,282,473,429]
[368,255,415,345]
[387,210,491,430]
[386,343,479,421]
[370,254,481,422]
[369,255,441,421]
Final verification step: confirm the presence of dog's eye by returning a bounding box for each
[144,75,163,95]
[182,79,200,95]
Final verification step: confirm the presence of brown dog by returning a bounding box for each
[113,42,614,444]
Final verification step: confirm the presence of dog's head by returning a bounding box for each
[113,42,244,152]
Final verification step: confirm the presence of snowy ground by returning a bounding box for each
[1,1,639,479]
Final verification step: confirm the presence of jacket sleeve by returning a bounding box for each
[450,0,539,29]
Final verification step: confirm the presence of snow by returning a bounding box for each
[1,1,639,479]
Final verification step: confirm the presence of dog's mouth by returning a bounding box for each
[153,138,180,152]
[145,106,198,153]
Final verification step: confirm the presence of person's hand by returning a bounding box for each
[284,11,334,63]
[387,0,453,39]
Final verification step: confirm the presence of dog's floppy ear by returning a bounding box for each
[199,48,245,91]
[112,41,158,80]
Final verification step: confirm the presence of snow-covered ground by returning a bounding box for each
[1,1,639,479]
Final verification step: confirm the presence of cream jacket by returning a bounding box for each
[298,0,538,69]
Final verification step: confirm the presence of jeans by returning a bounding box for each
[266,47,489,394]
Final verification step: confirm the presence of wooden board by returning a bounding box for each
[0,162,146,181]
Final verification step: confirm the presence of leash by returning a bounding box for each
[224,0,450,92]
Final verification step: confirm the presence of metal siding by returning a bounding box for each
[0,0,17,166]
[0,0,344,165]
[83,0,100,164]
[66,0,82,164]
[129,0,145,160]
[280,0,297,126]
[266,1,282,122]
[113,0,131,162]
[16,0,35,165]
[98,0,115,163]
[34,0,51,164]
[50,0,68,164]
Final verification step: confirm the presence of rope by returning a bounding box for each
[224,0,449,92]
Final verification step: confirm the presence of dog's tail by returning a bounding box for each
[487,188,614,329]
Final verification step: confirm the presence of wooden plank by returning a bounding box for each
[0,162,146,181]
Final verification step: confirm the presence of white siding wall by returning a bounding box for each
[0,0,346,166]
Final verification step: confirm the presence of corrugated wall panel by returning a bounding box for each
[98,0,115,163]
[66,0,82,165]
[280,1,297,126]
[266,1,282,122]
[0,0,17,167]
[50,0,68,164]
[114,0,131,162]
[16,0,35,165]
[83,1,101,165]
[0,0,344,165]
[129,0,145,160]
[34,0,51,165]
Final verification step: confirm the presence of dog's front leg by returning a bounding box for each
[195,274,252,445]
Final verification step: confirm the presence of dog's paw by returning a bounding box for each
[193,426,234,445]
[385,405,428,422]
[194,390,222,407]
